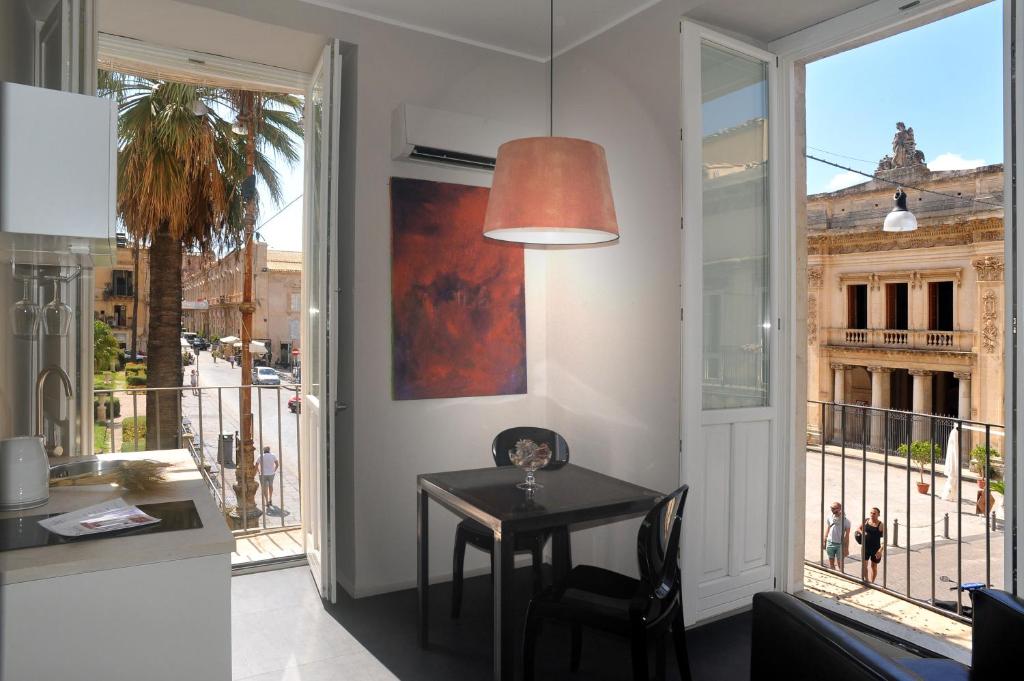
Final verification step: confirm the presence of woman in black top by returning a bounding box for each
[857,507,884,583]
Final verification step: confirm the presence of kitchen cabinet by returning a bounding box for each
[0,450,235,681]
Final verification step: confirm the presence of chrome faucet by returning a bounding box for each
[36,366,74,456]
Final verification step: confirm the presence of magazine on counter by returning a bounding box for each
[38,498,160,538]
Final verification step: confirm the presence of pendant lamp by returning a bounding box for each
[483,0,618,245]
[882,187,918,233]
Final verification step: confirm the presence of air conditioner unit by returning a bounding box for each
[391,103,534,171]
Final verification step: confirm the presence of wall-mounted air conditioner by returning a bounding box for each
[391,103,534,171]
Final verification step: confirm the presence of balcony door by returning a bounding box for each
[681,21,782,623]
[300,41,341,602]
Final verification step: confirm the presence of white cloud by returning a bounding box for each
[929,152,986,171]
[826,171,864,192]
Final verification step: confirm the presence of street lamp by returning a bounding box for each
[883,187,918,233]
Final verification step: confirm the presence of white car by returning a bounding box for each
[252,367,281,386]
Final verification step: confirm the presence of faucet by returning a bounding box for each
[36,365,74,456]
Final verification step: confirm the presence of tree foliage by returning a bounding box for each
[94,321,120,372]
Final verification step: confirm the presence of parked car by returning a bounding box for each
[252,366,281,386]
[124,352,147,363]
[191,337,209,351]
[288,394,301,414]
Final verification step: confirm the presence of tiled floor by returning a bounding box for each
[232,567,397,681]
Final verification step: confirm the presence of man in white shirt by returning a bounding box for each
[822,501,850,570]
[257,446,280,509]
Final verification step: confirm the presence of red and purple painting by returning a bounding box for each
[390,177,527,400]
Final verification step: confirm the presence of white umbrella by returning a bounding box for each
[218,335,240,344]
[232,340,269,355]
[941,423,961,501]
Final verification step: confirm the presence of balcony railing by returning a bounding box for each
[825,328,974,353]
[806,400,1004,621]
[92,383,302,556]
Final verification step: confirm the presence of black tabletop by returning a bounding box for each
[419,464,663,532]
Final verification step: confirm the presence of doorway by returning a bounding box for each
[778,0,1012,619]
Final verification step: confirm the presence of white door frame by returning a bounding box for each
[761,0,1015,596]
[680,20,785,623]
[300,41,342,603]
[98,33,343,597]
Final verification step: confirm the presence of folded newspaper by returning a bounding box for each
[38,498,160,538]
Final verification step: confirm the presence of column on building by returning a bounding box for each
[954,370,972,422]
[972,256,1003,427]
[830,362,846,441]
[909,369,933,442]
[867,366,892,451]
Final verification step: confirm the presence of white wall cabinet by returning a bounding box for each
[0,82,115,241]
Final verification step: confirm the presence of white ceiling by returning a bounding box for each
[299,0,879,60]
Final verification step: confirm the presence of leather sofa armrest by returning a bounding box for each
[971,589,1024,680]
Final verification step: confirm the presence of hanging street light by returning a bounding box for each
[482,0,618,245]
[882,187,918,233]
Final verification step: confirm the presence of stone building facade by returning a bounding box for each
[181,243,302,366]
[93,236,213,353]
[807,159,1004,445]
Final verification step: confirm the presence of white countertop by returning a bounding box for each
[0,449,235,585]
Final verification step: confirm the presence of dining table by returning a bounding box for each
[417,463,664,681]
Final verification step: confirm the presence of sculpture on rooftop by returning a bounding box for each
[877,121,927,172]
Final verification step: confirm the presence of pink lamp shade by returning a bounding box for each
[483,137,619,244]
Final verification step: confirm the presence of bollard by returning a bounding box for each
[943,513,949,540]
[893,518,899,547]
[991,511,997,531]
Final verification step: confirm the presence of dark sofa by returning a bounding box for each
[751,588,1024,680]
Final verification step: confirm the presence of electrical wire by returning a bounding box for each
[806,154,1003,208]
[807,145,877,166]
[256,194,303,230]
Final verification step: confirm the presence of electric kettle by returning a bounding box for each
[0,436,49,511]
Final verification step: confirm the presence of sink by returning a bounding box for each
[49,459,133,480]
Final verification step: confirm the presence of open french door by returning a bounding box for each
[300,41,341,602]
[680,20,785,624]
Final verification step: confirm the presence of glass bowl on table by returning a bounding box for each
[509,438,552,491]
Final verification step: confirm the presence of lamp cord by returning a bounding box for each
[549,0,553,137]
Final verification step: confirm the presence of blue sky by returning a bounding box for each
[806,1,1002,195]
[256,123,305,251]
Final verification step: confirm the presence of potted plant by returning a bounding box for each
[897,440,941,494]
[970,444,1002,489]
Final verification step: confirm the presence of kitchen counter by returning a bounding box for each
[0,448,234,584]
[1,449,235,680]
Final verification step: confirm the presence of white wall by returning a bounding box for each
[544,0,684,577]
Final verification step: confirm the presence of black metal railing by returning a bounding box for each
[93,383,303,543]
[807,400,1004,621]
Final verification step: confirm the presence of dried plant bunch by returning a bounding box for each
[50,460,172,493]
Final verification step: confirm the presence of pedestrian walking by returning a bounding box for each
[823,501,850,571]
[229,354,235,368]
[189,369,199,396]
[856,507,884,583]
[257,445,280,509]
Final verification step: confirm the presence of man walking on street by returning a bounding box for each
[257,445,280,510]
[823,501,850,571]
[190,369,199,397]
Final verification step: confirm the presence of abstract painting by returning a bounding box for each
[390,177,527,400]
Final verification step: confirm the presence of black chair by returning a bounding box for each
[523,484,691,681]
[450,426,572,618]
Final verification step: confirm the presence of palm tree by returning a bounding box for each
[101,72,302,449]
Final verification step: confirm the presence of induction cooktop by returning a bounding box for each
[0,499,203,552]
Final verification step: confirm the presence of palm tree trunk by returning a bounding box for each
[145,222,184,450]
[130,240,141,358]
